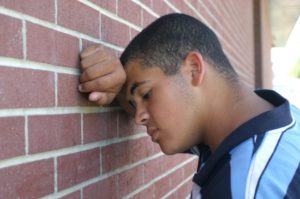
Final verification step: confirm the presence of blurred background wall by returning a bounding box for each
[270,0,300,108]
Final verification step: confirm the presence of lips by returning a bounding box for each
[147,127,159,142]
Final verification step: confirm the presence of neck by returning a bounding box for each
[203,81,274,152]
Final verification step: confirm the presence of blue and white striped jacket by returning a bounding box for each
[191,90,300,199]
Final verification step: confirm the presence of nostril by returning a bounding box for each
[141,118,147,124]
[135,111,149,125]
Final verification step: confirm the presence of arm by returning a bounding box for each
[78,45,134,115]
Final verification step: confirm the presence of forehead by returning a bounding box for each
[125,62,164,82]
[124,62,165,94]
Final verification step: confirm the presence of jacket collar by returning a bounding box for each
[193,89,293,186]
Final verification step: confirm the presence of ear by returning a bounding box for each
[183,51,205,86]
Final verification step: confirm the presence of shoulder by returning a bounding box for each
[245,117,300,199]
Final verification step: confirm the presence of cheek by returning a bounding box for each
[149,79,192,127]
[149,97,176,122]
[150,87,190,125]
[150,99,189,135]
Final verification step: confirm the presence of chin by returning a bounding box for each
[160,145,181,155]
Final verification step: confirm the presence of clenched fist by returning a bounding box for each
[78,45,126,106]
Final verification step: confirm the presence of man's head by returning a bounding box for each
[120,13,239,155]
[120,13,237,80]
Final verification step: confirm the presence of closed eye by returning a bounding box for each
[143,90,152,100]
[128,100,136,109]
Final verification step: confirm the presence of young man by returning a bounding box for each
[78,14,300,198]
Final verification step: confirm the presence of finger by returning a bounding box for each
[88,91,104,102]
[80,59,119,83]
[79,72,122,93]
[80,45,102,59]
[97,93,115,105]
[90,92,115,105]
[81,49,110,70]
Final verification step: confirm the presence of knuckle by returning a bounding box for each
[113,58,121,67]
[96,79,104,89]
[117,68,126,83]
[84,69,93,80]
[80,83,87,91]
[79,74,84,83]
[81,59,89,68]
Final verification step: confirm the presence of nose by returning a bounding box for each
[134,105,149,125]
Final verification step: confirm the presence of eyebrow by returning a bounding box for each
[130,81,149,95]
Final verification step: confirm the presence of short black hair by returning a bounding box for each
[120,13,237,79]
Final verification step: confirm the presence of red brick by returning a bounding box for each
[169,168,184,188]
[81,39,97,51]
[118,111,135,137]
[82,39,119,57]
[101,137,152,173]
[0,66,55,108]
[140,0,153,8]
[0,14,22,58]
[167,0,184,10]
[90,0,117,14]
[152,141,162,154]
[0,159,54,198]
[183,158,198,177]
[169,0,194,15]
[57,74,94,106]
[118,111,146,137]
[187,0,207,20]
[28,114,81,153]
[83,112,118,144]
[132,185,155,199]
[165,191,178,199]
[129,136,153,162]
[142,9,157,28]
[57,148,100,190]
[181,4,196,17]
[177,180,192,199]
[81,40,121,72]
[144,156,164,183]
[83,176,118,199]
[101,141,130,173]
[152,1,173,16]
[177,2,200,19]
[59,191,81,199]
[0,117,25,160]
[161,154,184,173]
[184,153,196,160]
[200,3,240,59]
[118,165,143,197]
[130,28,141,40]
[154,175,171,198]
[27,23,79,68]
[101,14,130,47]
[58,0,100,38]
[144,155,188,184]
[118,0,142,26]
[187,180,193,193]
[0,0,54,21]
[164,153,193,167]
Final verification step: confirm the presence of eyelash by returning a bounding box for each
[129,100,136,109]
[142,90,152,100]
[128,90,152,109]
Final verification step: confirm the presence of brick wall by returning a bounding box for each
[0,0,255,198]
[254,0,272,89]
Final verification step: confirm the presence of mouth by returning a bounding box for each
[147,128,159,142]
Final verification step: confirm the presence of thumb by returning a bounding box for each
[89,92,116,106]
[89,91,103,102]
